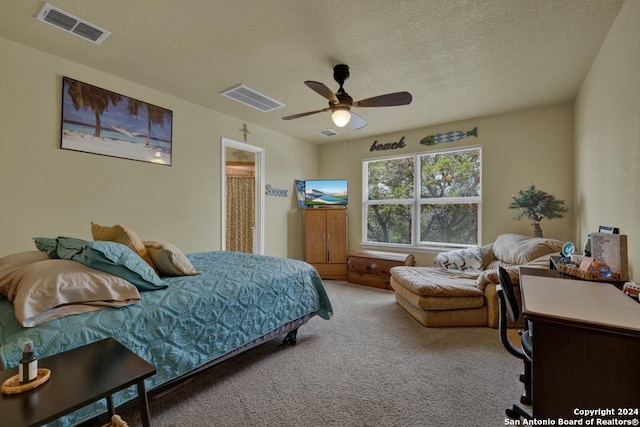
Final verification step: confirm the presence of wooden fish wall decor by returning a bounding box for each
[420,126,478,146]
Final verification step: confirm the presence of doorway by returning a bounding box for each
[221,138,265,254]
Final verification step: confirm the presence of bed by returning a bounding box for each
[0,235,332,427]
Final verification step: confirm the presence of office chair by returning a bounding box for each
[497,266,533,420]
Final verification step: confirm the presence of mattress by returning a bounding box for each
[0,251,332,426]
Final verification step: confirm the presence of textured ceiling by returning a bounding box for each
[0,0,625,144]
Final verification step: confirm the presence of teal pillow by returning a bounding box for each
[34,236,88,259]
[74,241,165,292]
[33,237,60,258]
[33,236,165,292]
[53,236,90,259]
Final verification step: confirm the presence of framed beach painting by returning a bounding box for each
[60,76,173,165]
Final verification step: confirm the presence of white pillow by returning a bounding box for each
[434,247,483,271]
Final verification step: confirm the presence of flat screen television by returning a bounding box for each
[304,179,348,207]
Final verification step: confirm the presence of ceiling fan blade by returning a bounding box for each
[304,81,338,103]
[349,112,367,130]
[353,91,412,108]
[282,107,330,120]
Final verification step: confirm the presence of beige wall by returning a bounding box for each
[0,37,318,259]
[4,0,637,277]
[319,103,575,266]
[575,0,640,280]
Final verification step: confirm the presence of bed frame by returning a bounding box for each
[77,312,316,426]
[149,312,312,398]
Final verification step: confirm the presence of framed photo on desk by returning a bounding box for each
[598,225,619,234]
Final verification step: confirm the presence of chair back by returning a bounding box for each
[498,266,520,323]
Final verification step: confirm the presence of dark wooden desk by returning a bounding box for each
[0,338,156,427]
[520,268,640,419]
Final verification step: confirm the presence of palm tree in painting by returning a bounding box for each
[126,98,144,140]
[127,99,170,146]
[127,98,143,118]
[145,104,170,146]
[66,79,121,138]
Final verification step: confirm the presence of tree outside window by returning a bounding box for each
[364,147,481,249]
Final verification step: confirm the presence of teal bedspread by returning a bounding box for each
[0,251,332,426]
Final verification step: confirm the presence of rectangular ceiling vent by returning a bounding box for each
[220,84,285,112]
[317,129,340,137]
[36,3,111,45]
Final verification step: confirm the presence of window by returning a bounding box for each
[363,146,481,250]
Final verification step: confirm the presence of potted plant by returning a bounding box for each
[509,184,568,238]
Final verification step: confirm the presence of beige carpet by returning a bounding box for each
[118,280,524,427]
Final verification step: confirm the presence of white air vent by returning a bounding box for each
[317,129,340,137]
[220,84,285,112]
[36,3,111,45]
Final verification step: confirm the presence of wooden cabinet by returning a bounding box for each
[347,251,415,290]
[305,208,348,280]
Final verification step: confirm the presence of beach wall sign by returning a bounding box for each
[60,76,173,165]
[369,136,406,151]
[420,126,477,146]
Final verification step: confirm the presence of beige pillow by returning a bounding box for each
[492,233,564,265]
[91,222,156,271]
[143,241,201,276]
[0,259,140,327]
[0,251,51,277]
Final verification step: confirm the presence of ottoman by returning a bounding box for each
[389,266,487,327]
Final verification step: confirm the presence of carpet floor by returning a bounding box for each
[117,280,524,427]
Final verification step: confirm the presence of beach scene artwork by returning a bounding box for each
[61,77,173,165]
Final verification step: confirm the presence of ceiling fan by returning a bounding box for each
[282,64,412,130]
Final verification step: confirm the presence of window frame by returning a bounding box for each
[361,144,482,253]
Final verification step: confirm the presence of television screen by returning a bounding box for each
[304,179,348,206]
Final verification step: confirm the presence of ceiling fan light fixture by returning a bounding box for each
[331,107,351,127]
[282,64,411,130]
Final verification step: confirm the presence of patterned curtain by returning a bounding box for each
[226,175,255,253]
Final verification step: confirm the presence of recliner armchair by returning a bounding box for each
[497,266,533,420]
